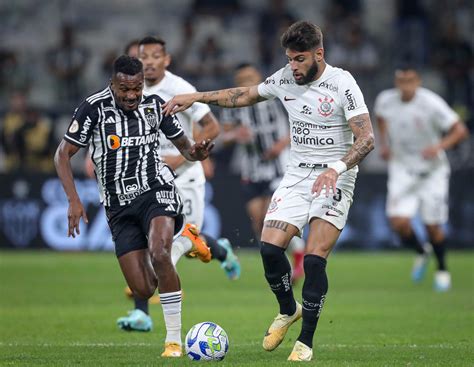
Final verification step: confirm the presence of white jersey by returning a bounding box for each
[257,64,368,177]
[144,70,211,186]
[374,87,458,173]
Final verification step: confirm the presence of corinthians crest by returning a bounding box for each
[143,106,158,128]
[318,96,334,117]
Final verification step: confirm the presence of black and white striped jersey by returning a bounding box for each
[64,87,184,208]
[220,99,289,182]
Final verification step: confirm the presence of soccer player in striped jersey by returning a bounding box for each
[164,21,375,361]
[115,36,241,333]
[55,55,213,358]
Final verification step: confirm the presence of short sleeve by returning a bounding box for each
[430,93,459,131]
[338,71,369,120]
[64,101,97,147]
[373,92,388,120]
[160,113,184,140]
[257,68,284,100]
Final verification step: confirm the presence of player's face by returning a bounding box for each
[395,70,420,101]
[234,66,262,87]
[110,72,144,111]
[139,43,170,83]
[286,48,320,85]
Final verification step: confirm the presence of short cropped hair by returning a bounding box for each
[280,21,323,52]
[112,55,143,76]
[139,36,167,52]
[235,62,256,71]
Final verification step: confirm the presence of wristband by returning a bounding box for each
[328,160,347,175]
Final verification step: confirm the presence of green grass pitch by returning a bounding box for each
[0,250,473,366]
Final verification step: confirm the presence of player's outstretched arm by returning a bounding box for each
[54,140,89,238]
[162,85,266,115]
[171,135,214,162]
[422,121,469,159]
[342,113,375,169]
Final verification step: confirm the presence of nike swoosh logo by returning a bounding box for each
[325,211,339,217]
[284,96,296,101]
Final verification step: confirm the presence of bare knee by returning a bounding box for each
[307,242,332,258]
[131,279,156,299]
[390,217,412,238]
[426,224,444,243]
[149,238,173,266]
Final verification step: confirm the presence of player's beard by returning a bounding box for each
[297,60,319,85]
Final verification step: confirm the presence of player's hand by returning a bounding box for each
[311,168,338,198]
[67,199,88,238]
[162,93,197,116]
[189,139,215,161]
[422,144,441,160]
[380,145,391,161]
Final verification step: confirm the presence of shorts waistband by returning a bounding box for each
[298,162,328,169]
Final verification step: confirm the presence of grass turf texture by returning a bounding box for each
[0,250,472,366]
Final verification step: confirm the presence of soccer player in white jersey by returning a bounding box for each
[163,21,375,361]
[374,67,468,291]
[116,36,241,333]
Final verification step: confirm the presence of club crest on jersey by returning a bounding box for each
[318,97,334,117]
[267,198,281,214]
[144,107,157,128]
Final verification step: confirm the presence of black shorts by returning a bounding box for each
[105,183,184,258]
[241,180,273,202]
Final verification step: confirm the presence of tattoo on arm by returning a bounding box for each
[264,220,289,232]
[200,86,264,107]
[342,113,375,169]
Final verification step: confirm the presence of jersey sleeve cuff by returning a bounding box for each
[346,106,369,121]
[167,130,185,140]
[64,135,88,147]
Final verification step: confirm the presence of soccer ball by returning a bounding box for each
[185,321,229,361]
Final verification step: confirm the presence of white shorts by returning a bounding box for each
[264,169,356,231]
[176,182,205,229]
[386,162,450,224]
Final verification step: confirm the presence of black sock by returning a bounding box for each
[260,242,296,316]
[297,255,328,348]
[431,239,447,271]
[134,297,149,314]
[401,232,426,255]
[201,233,227,262]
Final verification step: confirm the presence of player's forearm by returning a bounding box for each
[438,121,469,151]
[341,133,375,169]
[197,87,258,108]
[376,117,389,149]
[171,135,198,161]
[194,113,220,142]
[343,113,375,169]
[54,148,81,203]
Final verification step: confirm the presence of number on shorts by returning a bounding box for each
[183,199,193,216]
[333,188,342,202]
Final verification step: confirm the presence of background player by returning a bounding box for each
[220,62,305,282]
[55,55,213,357]
[163,21,375,361]
[374,66,468,291]
[116,36,241,332]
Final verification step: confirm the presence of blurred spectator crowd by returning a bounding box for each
[0,0,472,174]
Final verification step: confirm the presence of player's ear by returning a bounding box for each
[165,54,171,68]
[315,47,324,62]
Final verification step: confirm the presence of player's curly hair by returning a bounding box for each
[139,36,167,53]
[113,55,143,76]
[281,21,323,52]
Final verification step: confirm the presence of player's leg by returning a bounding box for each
[260,219,302,351]
[117,249,156,331]
[246,195,269,238]
[289,236,305,283]
[147,215,183,357]
[288,218,340,361]
[386,167,430,281]
[260,177,308,352]
[421,169,450,291]
[171,184,210,264]
[200,232,241,280]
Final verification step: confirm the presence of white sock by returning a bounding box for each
[160,290,182,345]
[171,236,193,266]
[289,236,305,251]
